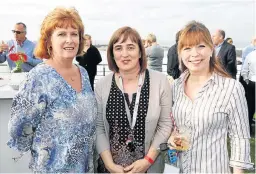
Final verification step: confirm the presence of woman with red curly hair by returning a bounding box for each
[7,7,97,173]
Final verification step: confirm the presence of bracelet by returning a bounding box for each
[144,155,154,164]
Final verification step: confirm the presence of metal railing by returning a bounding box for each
[94,63,242,83]
[94,63,169,83]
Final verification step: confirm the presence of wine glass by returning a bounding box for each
[170,126,190,151]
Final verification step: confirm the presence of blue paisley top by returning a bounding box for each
[7,63,97,173]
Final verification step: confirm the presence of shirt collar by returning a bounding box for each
[15,38,27,47]
[180,70,219,86]
[215,41,224,48]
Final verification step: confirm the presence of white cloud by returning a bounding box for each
[0,0,255,47]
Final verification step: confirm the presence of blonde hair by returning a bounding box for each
[178,21,230,77]
[107,26,147,73]
[146,33,157,43]
[84,34,92,45]
[34,7,85,59]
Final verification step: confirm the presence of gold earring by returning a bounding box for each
[47,47,51,56]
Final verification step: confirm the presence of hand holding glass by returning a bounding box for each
[168,126,190,151]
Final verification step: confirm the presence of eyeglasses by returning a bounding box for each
[12,30,25,34]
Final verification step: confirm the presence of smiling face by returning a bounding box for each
[113,36,141,73]
[178,23,215,74]
[180,42,213,74]
[50,27,79,61]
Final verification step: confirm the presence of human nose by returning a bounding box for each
[121,48,129,57]
[66,35,74,43]
[190,47,199,57]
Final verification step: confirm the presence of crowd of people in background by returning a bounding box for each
[0,6,254,173]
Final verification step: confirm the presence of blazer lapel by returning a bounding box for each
[217,42,227,59]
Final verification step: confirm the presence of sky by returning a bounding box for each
[0,0,255,48]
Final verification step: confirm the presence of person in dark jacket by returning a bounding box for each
[212,29,237,79]
[167,30,181,79]
[76,34,102,90]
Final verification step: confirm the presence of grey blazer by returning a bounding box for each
[95,69,172,173]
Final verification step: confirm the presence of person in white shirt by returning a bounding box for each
[241,50,256,133]
[168,20,253,173]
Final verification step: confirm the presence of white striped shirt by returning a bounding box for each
[172,71,253,173]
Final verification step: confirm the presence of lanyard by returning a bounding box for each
[118,72,144,130]
[170,112,178,132]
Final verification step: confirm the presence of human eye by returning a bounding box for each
[71,32,78,36]
[58,32,66,36]
[183,47,191,51]
[114,46,122,51]
[198,44,205,48]
[128,46,135,50]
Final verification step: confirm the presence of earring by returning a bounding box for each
[47,46,52,56]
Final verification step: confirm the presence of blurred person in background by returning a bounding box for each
[241,49,256,135]
[212,29,237,79]
[144,38,151,48]
[167,30,181,79]
[76,34,102,91]
[239,37,256,98]
[242,37,256,65]
[145,33,164,72]
[225,37,233,45]
[0,22,42,72]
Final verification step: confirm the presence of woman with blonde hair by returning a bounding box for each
[145,33,164,72]
[168,21,253,173]
[7,7,97,173]
[76,34,102,91]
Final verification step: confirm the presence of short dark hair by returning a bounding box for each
[225,37,232,42]
[218,29,225,39]
[107,26,147,73]
[16,22,27,31]
[175,30,182,43]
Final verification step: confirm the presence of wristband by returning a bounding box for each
[144,155,154,164]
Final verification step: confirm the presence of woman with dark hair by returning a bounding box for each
[76,34,102,90]
[225,37,233,45]
[95,26,172,173]
[168,21,253,173]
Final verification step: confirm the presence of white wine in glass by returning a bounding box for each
[173,126,190,151]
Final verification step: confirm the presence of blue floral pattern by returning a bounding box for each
[7,63,97,173]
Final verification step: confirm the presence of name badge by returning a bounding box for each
[163,163,180,173]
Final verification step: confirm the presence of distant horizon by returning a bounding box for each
[1,0,255,49]
[90,40,248,49]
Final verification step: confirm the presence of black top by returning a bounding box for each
[106,70,150,168]
[217,41,237,79]
[167,43,180,79]
[76,45,102,77]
